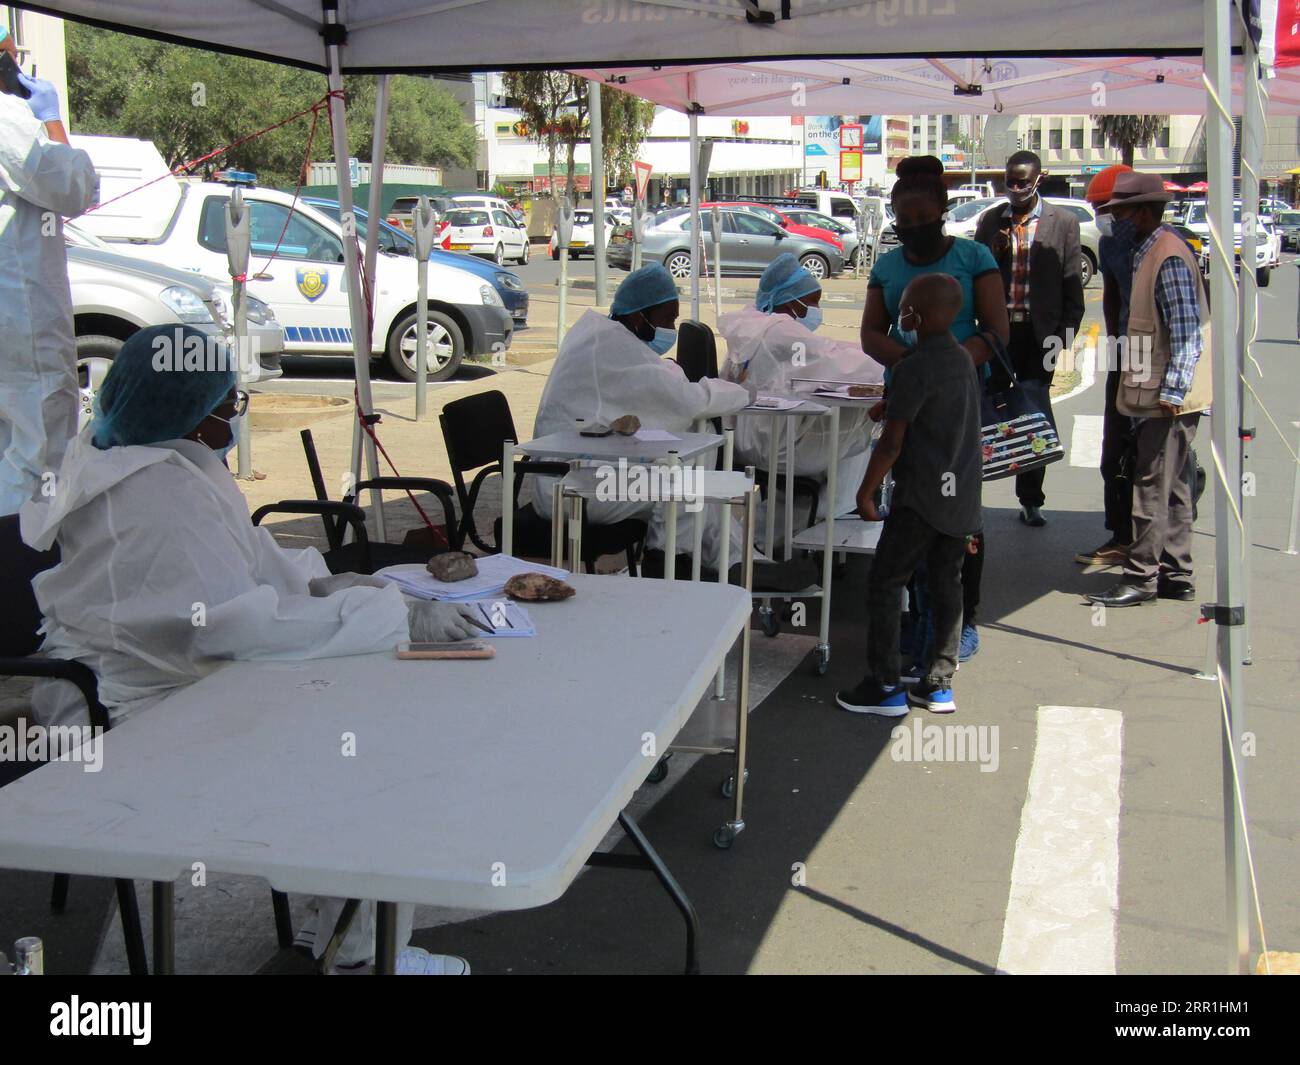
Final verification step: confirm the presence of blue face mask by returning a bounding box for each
[647,325,677,355]
[799,304,824,332]
[208,414,238,460]
[1110,216,1138,247]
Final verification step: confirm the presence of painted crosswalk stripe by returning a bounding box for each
[1070,413,1104,468]
[996,705,1123,975]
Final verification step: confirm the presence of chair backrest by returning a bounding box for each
[676,319,719,382]
[0,513,60,657]
[439,390,519,497]
[299,429,344,550]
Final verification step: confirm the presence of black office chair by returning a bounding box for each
[253,429,461,575]
[677,319,822,528]
[439,389,647,574]
[0,514,296,973]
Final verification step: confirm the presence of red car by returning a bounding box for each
[700,201,844,255]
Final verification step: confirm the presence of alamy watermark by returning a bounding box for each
[890,720,999,773]
[0,719,103,772]
[594,458,705,513]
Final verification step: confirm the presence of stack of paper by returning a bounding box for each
[812,384,883,400]
[377,555,570,602]
[632,428,680,443]
[746,394,804,411]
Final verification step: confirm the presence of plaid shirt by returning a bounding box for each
[1134,225,1203,406]
[1001,197,1042,312]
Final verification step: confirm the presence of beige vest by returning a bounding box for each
[1119,228,1213,416]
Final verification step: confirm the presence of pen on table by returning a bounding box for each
[465,611,494,634]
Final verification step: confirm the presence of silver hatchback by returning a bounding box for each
[609,207,844,279]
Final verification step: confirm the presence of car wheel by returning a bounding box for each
[1080,250,1096,289]
[1256,266,1271,288]
[494,244,504,266]
[386,309,463,383]
[799,253,829,279]
[664,250,694,278]
[75,337,121,431]
[518,240,530,265]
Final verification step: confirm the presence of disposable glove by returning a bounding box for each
[406,600,480,642]
[308,573,390,597]
[18,73,61,123]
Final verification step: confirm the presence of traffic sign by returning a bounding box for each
[634,160,653,202]
[840,149,863,183]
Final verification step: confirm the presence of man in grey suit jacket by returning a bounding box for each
[975,151,1085,525]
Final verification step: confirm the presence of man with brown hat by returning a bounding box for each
[1086,172,1211,608]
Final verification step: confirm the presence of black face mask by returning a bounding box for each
[896,218,946,259]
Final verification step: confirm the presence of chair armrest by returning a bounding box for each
[251,501,372,570]
[0,656,110,732]
[353,477,460,550]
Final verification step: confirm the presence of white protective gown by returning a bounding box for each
[528,309,749,567]
[718,306,884,522]
[0,93,98,514]
[20,434,411,726]
[21,432,417,969]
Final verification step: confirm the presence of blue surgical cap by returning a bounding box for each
[756,253,821,313]
[610,263,679,316]
[91,325,237,449]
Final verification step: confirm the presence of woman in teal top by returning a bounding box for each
[858,156,1010,666]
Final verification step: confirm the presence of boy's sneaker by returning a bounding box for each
[836,679,909,717]
[907,681,957,714]
[898,662,926,685]
[958,624,980,662]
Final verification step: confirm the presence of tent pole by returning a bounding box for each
[364,75,391,303]
[326,27,386,540]
[689,108,701,321]
[1203,0,1251,976]
[589,80,607,306]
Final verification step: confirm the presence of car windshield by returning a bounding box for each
[1278,211,1300,224]
[949,198,998,221]
[1185,203,1243,225]
[391,199,419,212]
[447,210,489,226]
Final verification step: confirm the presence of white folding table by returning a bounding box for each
[501,428,724,566]
[0,575,750,975]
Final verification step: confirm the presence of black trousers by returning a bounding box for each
[1101,368,1135,543]
[1006,319,1056,508]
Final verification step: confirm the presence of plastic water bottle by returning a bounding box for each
[13,938,43,975]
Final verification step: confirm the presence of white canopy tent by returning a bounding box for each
[15,0,1270,973]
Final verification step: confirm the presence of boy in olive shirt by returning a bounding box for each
[837,274,983,716]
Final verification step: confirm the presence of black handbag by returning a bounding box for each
[978,330,1064,482]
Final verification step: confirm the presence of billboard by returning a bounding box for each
[804,115,882,160]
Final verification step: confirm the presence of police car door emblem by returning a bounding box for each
[296,267,329,301]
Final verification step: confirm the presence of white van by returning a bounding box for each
[70,136,512,381]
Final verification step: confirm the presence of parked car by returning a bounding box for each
[702,201,843,257]
[780,207,863,268]
[386,194,458,232]
[549,208,612,259]
[437,207,530,265]
[452,194,516,218]
[303,198,528,325]
[64,225,285,429]
[785,188,862,224]
[1185,200,1273,286]
[607,206,844,279]
[1273,209,1300,251]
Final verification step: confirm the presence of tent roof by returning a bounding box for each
[18,0,1239,74]
[574,55,1300,116]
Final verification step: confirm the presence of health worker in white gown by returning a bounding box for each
[20,326,478,976]
[719,253,885,525]
[529,263,749,571]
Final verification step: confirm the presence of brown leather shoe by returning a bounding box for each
[1075,540,1129,566]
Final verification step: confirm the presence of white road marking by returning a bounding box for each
[996,705,1123,975]
[1070,414,1105,468]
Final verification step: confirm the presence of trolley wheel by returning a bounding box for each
[814,647,830,675]
[760,609,781,638]
[646,756,670,785]
[719,769,749,799]
[713,825,736,849]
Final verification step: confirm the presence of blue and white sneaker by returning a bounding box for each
[958,624,980,662]
[836,680,909,717]
[907,681,957,714]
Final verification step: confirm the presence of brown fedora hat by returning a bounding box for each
[1099,171,1172,211]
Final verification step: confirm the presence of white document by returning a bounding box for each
[632,428,680,442]
[378,555,570,602]
[745,394,804,411]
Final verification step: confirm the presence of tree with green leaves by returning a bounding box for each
[65,23,475,187]
[501,71,573,196]
[601,86,657,190]
[1094,115,1167,168]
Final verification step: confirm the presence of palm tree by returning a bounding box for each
[1094,115,1167,167]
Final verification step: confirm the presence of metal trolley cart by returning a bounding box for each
[552,463,759,849]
